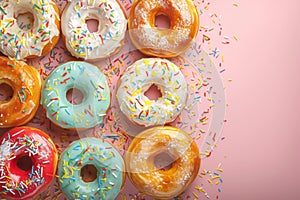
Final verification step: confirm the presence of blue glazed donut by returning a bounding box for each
[58,137,125,200]
[41,61,111,129]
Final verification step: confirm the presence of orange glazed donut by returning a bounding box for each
[0,56,41,128]
[128,0,199,57]
[125,126,200,199]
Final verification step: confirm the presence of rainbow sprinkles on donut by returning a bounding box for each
[61,0,127,60]
[0,127,58,200]
[0,0,60,60]
[0,0,208,199]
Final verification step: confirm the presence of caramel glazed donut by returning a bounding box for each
[0,0,60,60]
[0,56,41,128]
[128,0,199,57]
[125,126,200,199]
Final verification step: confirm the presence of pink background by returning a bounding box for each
[1,0,299,199]
[210,0,300,199]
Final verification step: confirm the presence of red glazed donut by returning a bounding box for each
[0,127,58,200]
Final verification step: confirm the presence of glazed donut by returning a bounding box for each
[41,61,111,129]
[58,137,125,200]
[0,56,41,128]
[0,0,60,60]
[0,126,58,200]
[116,58,188,127]
[128,0,199,57]
[61,0,127,60]
[125,126,200,199]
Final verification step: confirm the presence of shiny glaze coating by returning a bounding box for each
[0,126,58,200]
[58,137,125,200]
[0,0,60,60]
[41,61,111,129]
[117,58,188,127]
[0,56,41,128]
[61,0,127,60]
[128,0,199,57]
[125,126,200,199]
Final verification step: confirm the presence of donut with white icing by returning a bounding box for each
[128,0,199,57]
[0,0,60,60]
[61,0,127,60]
[116,58,188,127]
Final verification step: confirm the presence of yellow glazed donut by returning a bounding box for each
[125,126,200,199]
[0,0,60,60]
[128,0,199,57]
[0,56,41,128]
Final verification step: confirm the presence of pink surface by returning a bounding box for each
[1,0,300,199]
[210,0,300,199]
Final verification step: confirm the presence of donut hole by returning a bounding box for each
[16,12,34,31]
[86,18,99,33]
[80,164,98,182]
[155,14,171,30]
[0,83,13,102]
[17,155,33,171]
[144,84,162,101]
[66,88,84,105]
[154,152,175,170]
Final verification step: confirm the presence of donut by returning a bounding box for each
[125,126,200,199]
[61,0,127,60]
[0,126,58,200]
[0,0,60,60]
[41,61,111,129]
[128,0,199,57]
[0,56,41,128]
[116,58,188,127]
[58,137,125,200]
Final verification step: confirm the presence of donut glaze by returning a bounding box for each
[125,126,200,199]
[58,137,125,200]
[41,61,111,129]
[0,127,58,200]
[0,0,60,60]
[0,56,41,128]
[117,58,188,127]
[61,0,127,60]
[128,0,199,57]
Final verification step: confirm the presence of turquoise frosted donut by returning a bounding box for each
[41,61,110,129]
[58,137,125,200]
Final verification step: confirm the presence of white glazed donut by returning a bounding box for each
[61,0,127,60]
[117,58,188,127]
[0,0,60,60]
